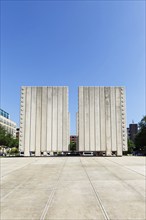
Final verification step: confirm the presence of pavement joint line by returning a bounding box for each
[1,158,39,179]
[80,158,110,220]
[92,158,145,200]
[103,158,146,177]
[1,183,22,201]
[0,159,39,205]
[40,158,67,220]
[0,159,59,202]
[0,175,36,201]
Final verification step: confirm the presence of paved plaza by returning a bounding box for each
[0,157,145,220]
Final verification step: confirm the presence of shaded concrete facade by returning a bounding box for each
[19,86,69,156]
[78,87,127,156]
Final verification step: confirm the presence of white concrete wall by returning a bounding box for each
[19,86,69,156]
[78,87,127,156]
[68,112,70,148]
[76,112,78,136]
[78,87,84,151]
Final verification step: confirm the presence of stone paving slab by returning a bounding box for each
[0,157,145,220]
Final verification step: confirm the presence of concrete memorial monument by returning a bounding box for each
[78,86,127,156]
[19,86,69,156]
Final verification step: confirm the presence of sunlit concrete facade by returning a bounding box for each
[78,86,127,156]
[19,86,69,156]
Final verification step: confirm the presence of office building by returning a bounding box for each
[0,108,16,137]
[70,135,77,144]
[78,87,127,156]
[19,86,70,156]
[127,123,138,141]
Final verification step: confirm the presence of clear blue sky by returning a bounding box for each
[1,0,145,134]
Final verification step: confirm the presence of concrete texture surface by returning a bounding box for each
[0,157,145,220]
[78,87,127,155]
[19,86,69,156]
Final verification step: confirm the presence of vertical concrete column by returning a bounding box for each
[68,112,70,148]
[30,87,37,152]
[46,87,52,152]
[84,87,89,151]
[62,87,68,151]
[100,87,106,151]
[19,87,26,152]
[121,87,127,151]
[66,88,69,151]
[57,87,63,151]
[79,87,84,151]
[110,87,117,152]
[62,87,64,151]
[35,87,42,156]
[24,87,31,156]
[52,87,57,151]
[76,112,79,151]
[76,112,79,136]
[115,87,122,156]
[89,87,95,151]
[105,87,112,156]
[41,87,47,153]
[94,87,100,151]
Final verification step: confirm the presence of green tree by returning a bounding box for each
[11,138,19,148]
[127,139,135,154]
[134,116,146,152]
[138,116,146,130]
[0,125,19,149]
[0,125,7,146]
[70,141,76,152]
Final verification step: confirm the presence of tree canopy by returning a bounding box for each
[0,125,19,148]
[134,116,146,152]
[70,141,76,152]
[127,139,135,154]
